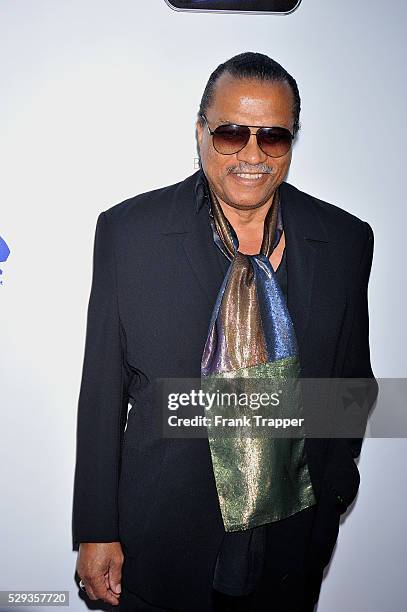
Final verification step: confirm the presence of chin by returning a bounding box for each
[224,188,270,209]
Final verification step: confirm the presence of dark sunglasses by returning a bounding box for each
[200,113,294,158]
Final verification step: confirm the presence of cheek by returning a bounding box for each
[272,155,291,180]
[200,139,216,169]
[202,145,231,177]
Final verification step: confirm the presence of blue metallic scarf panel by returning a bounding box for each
[200,173,316,532]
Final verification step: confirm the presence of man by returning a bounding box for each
[72,52,378,612]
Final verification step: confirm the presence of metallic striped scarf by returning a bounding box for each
[201,176,316,532]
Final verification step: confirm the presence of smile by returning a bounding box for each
[235,173,264,179]
[231,173,269,184]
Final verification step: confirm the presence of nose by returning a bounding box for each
[236,130,268,165]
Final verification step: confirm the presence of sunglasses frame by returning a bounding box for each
[199,112,294,158]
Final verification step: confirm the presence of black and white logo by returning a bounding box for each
[165,0,302,14]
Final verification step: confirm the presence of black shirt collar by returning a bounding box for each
[194,168,211,214]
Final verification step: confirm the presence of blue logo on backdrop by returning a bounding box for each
[0,235,11,286]
[166,0,301,13]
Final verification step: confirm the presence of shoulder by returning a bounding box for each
[101,176,186,228]
[281,181,374,244]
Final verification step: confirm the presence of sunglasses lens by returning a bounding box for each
[257,128,293,157]
[213,125,250,155]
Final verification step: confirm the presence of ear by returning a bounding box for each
[195,117,204,148]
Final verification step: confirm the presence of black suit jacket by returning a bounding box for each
[72,170,378,611]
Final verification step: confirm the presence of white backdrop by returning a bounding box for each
[1,1,406,610]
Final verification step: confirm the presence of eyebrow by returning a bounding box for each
[215,118,291,131]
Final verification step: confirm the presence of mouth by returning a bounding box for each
[230,172,269,185]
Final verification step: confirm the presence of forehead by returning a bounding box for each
[208,72,294,128]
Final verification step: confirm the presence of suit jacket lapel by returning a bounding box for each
[280,181,329,350]
[160,171,226,309]
[182,219,226,309]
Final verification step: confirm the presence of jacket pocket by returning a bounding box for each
[307,482,341,570]
[323,438,361,513]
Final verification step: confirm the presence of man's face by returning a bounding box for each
[196,73,295,210]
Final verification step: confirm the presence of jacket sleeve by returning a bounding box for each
[339,221,379,459]
[324,221,379,513]
[72,211,127,548]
